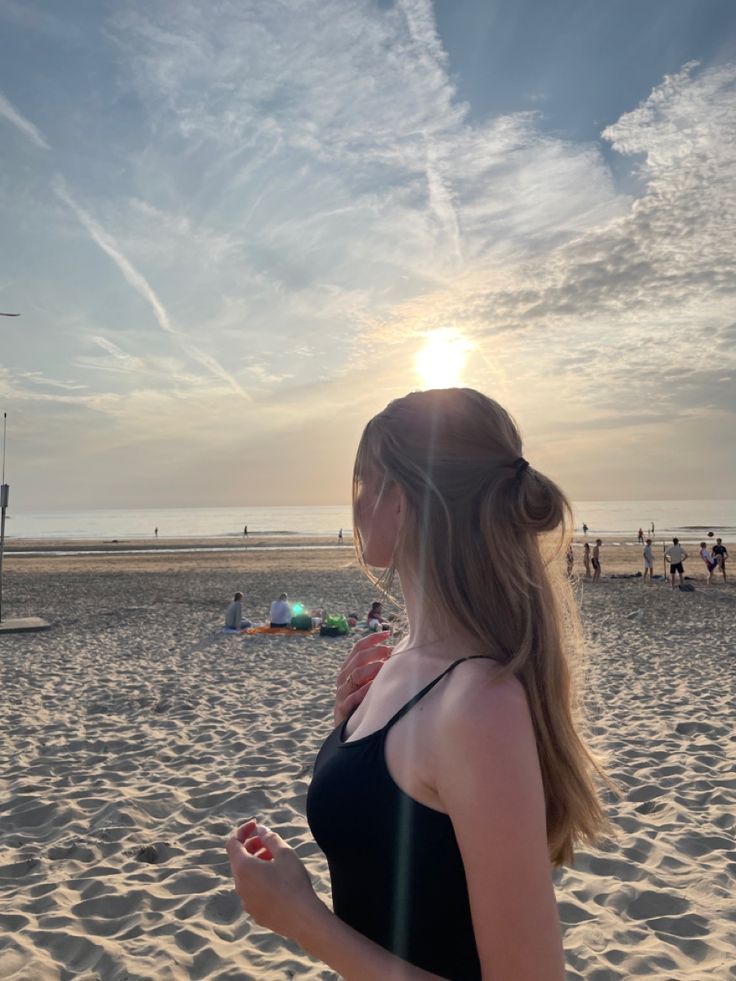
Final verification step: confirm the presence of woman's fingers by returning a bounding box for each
[336,635,392,687]
[235,819,258,843]
[340,658,384,693]
[334,677,375,725]
[244,835,274,861]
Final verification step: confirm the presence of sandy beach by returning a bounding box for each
[1,541,734,979]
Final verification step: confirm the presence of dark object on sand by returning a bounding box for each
[678,583,696,592]
[136,844,159,863]
[291,613,314,631]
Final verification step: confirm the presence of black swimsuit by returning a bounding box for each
[306,657,491,980]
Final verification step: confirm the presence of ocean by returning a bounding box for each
[3,501,736,542]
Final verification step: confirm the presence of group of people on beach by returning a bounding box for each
[567,531,729,588]
[225,591,390,632]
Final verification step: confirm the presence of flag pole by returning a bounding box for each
[0,412,8,622]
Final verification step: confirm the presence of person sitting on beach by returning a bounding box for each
[366,601,388,632]
[699,542,715,584]
[712,539,728,582]
[269,593,292,628]
[665,538,688,589]
[583,541,592,578]
[227,387,611,980]
[225,592,252,630]
[643,538,654,584]
[592,539,602,583]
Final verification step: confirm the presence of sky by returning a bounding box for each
[0,0,735,510]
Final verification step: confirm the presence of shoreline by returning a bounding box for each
[2,535,730,579]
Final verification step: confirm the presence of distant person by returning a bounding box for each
[665,538,687,589]
[566,544,574,577]
[712,538,728,581]
[243,524,248,537]
[699,542,715,584]
[338,528,343,544]
[637,527,644,544]
[270,592,292,628]
[582,522,588,536]
[583,541,592,578]
[650,522,655,537]
[642,538,654,584]
[592,539,602,583]
[225,591,252,630]
[154,527,158,539]
[366,601,388,632]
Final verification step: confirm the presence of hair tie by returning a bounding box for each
[514,457,529,476]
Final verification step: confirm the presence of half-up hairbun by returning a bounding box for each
[514,467,567,535]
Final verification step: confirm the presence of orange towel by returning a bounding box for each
[244,625,318,636]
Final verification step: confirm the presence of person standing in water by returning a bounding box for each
[637,528,644,544]
[226,387,611,980]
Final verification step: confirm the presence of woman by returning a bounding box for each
[227,388,611,979]
[583,540,592,579]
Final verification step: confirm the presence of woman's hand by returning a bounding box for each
[226,820,325,940]
[334,630,392,725]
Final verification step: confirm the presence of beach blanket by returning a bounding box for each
[245,625,319,636]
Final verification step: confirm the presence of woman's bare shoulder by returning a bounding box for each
[437,656,531,739]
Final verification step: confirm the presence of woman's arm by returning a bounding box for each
[227,822,447,980]
[435,672,566,981]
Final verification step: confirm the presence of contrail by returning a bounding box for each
[54,180,247,397]
[0,91,49,150]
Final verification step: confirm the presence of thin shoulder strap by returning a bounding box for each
[383,656,495,734]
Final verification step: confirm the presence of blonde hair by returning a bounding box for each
[352,388,614,866]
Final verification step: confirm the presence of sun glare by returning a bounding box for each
[415,329,471,389]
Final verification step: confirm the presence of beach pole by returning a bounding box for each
[0,413,49,634]
[0,412,7,622]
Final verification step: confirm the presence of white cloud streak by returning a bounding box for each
[53,179,247,398]
[0,89,49,149]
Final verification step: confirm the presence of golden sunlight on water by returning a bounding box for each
[414,328,471,389]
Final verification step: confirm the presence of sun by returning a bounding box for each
[414,328,471,389]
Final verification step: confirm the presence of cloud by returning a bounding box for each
[0,90,49,149]
[2,1,735,503]
[0,0,81,42]
[53,179,248,398]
